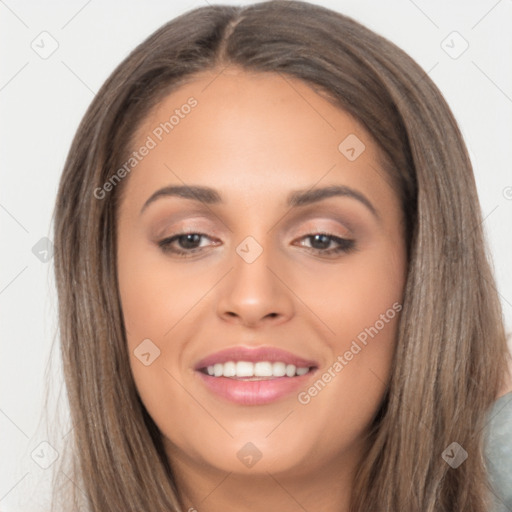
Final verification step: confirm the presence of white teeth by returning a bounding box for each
[285,364,296,377]
[223,361,236,377]
[213,363,223,377]
[254,362,273,376]
[204,361,311,378]
[236,361,253,377]
[272,362,286,377]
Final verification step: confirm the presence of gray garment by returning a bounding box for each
[486,390,512,511]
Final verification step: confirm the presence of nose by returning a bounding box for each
[216,243,295,328]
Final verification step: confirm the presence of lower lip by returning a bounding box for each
[196,370,316,405]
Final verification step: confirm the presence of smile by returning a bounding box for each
[193,346,319,405]
[201,361,312,378]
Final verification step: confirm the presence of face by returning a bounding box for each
[116,67,407,483]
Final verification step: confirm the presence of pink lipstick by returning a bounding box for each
[194,346,318,405]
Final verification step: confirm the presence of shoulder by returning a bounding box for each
[496,335,512,399]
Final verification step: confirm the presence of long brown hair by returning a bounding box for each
[51,1,510,510]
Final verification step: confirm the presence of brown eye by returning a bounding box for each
[158,232,214,256]
[296,232,356,256]
[158,231,355,258]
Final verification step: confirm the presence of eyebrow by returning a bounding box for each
[140,184,379,218]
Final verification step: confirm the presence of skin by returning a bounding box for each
[116,67,408,512]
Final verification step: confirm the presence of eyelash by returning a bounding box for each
[157,231,356,258]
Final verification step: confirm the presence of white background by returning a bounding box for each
[1,1,511,510]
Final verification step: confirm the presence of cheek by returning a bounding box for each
[117,236,218,422]
[117,234,208,341]
[306,235,405,350]
[298,240,405,427]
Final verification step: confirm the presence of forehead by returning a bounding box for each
[120,68,395,214]
[137,67,374,155]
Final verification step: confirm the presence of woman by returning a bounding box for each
[51,1,511,511]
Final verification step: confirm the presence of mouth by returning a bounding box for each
[193,346,319,405]
[198,361,314,379]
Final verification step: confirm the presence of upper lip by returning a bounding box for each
[194,345,319,370]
